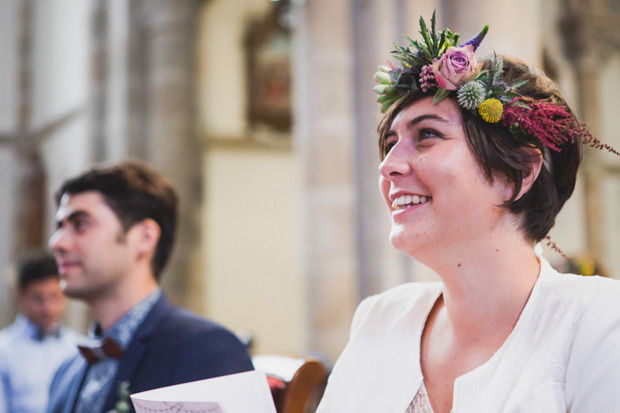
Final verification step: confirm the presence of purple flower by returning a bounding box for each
[431,45,479,90]
[462,23,489,52]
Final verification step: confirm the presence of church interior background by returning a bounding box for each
[0,0,619,370]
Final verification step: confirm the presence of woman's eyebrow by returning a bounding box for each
[406,114,449,129]
[388,114,449,137]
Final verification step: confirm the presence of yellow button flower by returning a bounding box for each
[479,98,503,123]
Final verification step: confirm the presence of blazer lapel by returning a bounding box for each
[101,294,175,411]
[51,356,88,413]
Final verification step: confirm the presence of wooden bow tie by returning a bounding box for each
[78,337,123,364]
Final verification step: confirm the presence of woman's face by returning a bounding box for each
[379,97,511,260]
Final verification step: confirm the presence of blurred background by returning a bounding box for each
[0,0,619,368]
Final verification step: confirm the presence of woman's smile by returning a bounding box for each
[391,193,431,210]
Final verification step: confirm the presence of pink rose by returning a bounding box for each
[431,45,478,90]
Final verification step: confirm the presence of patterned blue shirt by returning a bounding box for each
[75,288,162,413]
[0,315,81,413]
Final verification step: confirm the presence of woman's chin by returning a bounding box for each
[389,228,431,259]
[389,230,414,253]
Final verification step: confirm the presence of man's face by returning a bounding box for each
[48,191,134,301]
[18,277,65,331]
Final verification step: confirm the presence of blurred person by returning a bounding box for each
[47,160,253,413]
[0,252,81,413]
[562,254,609,278]
[317,13,620,412]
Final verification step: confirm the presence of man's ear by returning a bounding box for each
[132,219,161,259]
[513,146,543,202]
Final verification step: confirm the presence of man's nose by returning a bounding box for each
[49,228,69,254]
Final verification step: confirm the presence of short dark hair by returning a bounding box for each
[378,55,582,243]
[18,252,59,289]
[55,160,178,279]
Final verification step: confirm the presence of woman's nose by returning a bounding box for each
[379,143,412,180]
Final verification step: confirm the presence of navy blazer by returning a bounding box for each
[47,294,254,413]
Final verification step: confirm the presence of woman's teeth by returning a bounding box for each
[391,194,430,210]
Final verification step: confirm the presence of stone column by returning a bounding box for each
[297,0,421,364]
[351,0,394,301]
[560,0,620,264]
[575,50,605,263]
[129,0,205,313]
[90,0,108,161]
[441,0,542,64]
[294,0,358,363]
[12,0,45,256]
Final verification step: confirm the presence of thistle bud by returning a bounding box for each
[374,84,387,94]
[381,99,396,113]
[374,71,391,84]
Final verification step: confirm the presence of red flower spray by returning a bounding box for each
[502,98,620,156]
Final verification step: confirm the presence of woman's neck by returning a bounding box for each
[424,234,540,340]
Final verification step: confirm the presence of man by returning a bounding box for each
[47,160,253,413]
[0,253,81,413]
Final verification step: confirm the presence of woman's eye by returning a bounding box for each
[419,129,442,141]
[384,139,397,154]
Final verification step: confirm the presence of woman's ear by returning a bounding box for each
[513,146,543,202]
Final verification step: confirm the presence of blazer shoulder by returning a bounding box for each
[140,302,254,379]
[158,305,238,338]
[115,298,253,399]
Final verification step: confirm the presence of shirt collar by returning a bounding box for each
[15,314,37,338]
[90,288,162,350]
[15,313,61,341]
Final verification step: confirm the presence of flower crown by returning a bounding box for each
[374,12,619,156]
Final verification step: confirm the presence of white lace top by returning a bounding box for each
[406,381,434,413]
[317,256,620,412]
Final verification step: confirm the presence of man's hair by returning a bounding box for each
[55,160,178,280]
[378,55,582,243]
[18,252,59,289]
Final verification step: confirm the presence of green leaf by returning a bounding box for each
[442,29,456,49]
[508,79,528,90]
[473,70,488,81]
[433,87,452,105]
[452,33,460,46]
[419,17,432,51]
[437,31,446,55]
[492,54,504,84]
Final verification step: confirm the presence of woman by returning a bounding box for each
[317,14,620,412]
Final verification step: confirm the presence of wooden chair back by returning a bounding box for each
[253,355,327,413]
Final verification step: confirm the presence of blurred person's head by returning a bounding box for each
[17,252,65,331]
[48,160,178,301]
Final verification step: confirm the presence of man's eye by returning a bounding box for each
[74,220,87,232]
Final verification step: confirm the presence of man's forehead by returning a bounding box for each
[19,278,62,298]
[55,191,107,219]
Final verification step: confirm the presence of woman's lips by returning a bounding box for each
[391,194,431,210]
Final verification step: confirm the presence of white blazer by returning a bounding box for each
[317,257,620,412]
